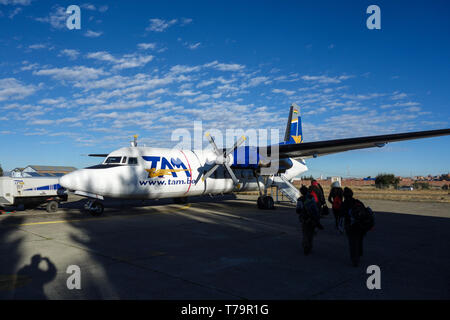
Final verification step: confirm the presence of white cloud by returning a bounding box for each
[147,88,167,97]
[81,3,96,10]
[196,79,215,88]
[0,78,36,101]
[406,106,421,112]
[272,88,295,96]
[274,74,299,82]
[170,65,201,74]
[186,42,201,50]
[59,49,80,60]
[380,101,420,109]
[35,6,67,29]
[74,73,184,95]
[77,4,108,12]
[86,51,115,62]
[84,30,103,38]
[20,61,39,71]
[247,76,270,87]
[187,94,210,104]
[180,18,193,26]
[74,97,105,105]
[207,61,245,71]
[137,43,157,50]
[30,119,54,125]
[39,97,66,105]
[391,92,407,100]
[301,75,353,84]
[0,0,31,5]
[28,43,47,50]
[176,90,200,97]
[341,93,384,100]
[146,18,177,32]
[87,51,154,70]
[8,6,21,18]
[33,66,107,81]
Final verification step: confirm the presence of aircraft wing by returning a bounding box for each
[272,128,450,159]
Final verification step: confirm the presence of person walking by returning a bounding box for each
[309,179,328,216]
[328,181,344,232]
[296,185,324,255]
[342,187,374,267]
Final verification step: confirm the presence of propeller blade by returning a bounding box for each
[205,132,222,155]
[202,164,220,181]
[225,135,246,157]
[224,163,239,185]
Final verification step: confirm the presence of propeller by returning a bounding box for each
[202,133,246,185]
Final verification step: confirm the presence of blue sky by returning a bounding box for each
[0,0,449,177]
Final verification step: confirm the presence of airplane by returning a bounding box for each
[59,104,450,215]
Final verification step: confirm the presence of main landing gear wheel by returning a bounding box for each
[257,196,275,210]
[84,200,104,216]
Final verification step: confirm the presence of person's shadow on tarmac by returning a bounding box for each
[16,254,57,299]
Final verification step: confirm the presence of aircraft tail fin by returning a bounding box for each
[283,103,303,144]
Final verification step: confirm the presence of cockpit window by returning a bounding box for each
[105,156,122,164]
[121,157,127,164]
[128,157,138,165]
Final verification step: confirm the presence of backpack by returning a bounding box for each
[349,199,375,231]
[310,185,325,205]
[303,195,320,222]
[332,196,342,210]
[296,197,305,214]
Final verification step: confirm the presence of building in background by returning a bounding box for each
[11,165,77,178]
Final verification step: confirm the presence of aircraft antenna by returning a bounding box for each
[131,135,138,147]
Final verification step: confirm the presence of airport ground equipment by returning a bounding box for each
[0,177,67,212]
[271,175,300,203]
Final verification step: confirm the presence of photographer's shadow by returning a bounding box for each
[16,254,57,299]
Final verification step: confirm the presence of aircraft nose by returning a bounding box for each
[59,169,107,195]
[59,171,78,191]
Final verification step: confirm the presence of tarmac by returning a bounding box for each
[0,194,449,299]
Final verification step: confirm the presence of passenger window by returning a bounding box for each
[128,157,138,165]
[122,157,127,164]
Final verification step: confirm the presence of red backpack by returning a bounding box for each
[332,196,342,210]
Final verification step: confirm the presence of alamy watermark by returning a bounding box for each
[366,5,381,30]
[366,264,381,290]
[66,5,81,30]
[66,264,81,290]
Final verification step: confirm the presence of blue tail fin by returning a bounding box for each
[282,103,303,144]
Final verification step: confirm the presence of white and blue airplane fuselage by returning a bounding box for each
[60,146,307,200]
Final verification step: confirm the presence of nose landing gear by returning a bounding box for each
[84,199,104,216]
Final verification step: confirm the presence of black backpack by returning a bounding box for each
[349,199,375,231]
[297,195,320,223]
